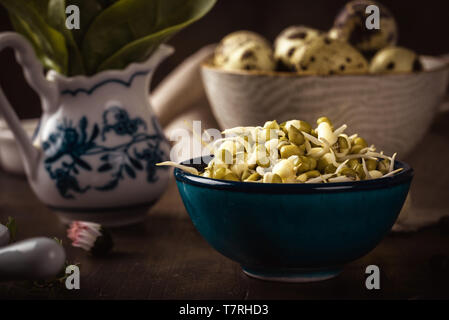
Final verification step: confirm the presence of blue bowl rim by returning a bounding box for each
[174,157,414,194]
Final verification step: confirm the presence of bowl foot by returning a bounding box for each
[242,266,342,283]
[49,201,156,228]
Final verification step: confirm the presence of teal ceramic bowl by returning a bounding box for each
[175,158,413,283]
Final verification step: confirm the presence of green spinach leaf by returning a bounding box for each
[0,0,68,74]
[83,0,216,74]
[67,0,103,48]
[47,0,85,75]
[1,0,216,76]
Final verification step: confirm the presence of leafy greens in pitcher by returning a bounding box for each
[0,0,216,76]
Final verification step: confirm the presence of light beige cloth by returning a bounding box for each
[154,47,449,232]
[393,130,449,231]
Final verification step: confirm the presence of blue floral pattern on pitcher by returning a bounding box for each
[42,107,168,199]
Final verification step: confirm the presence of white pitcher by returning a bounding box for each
[0,32,173,227]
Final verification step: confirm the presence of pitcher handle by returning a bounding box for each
[0,32,53,177]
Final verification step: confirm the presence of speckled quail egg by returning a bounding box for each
[292,35,369,75]
[329,0,398,59]
[214,31,272,68]
[369,47,422,74]
[219,40,276,72]
[274,25,322,71]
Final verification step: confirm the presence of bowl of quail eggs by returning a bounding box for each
[201,0,449,157]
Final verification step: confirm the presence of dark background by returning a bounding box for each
[1,0,449,119]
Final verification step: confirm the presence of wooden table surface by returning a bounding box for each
[0,170,448,300]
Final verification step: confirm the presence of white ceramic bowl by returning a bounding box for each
[202,56,449,156]
[0,118,39,175]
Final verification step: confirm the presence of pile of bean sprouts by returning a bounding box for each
[158,118,402,183]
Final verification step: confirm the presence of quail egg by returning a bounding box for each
[219,40,276,72]
[292,35,369,75]
[214,31,272,68]
[370,47,422,74]
[329,0,398,59]
[274,25,322,71]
